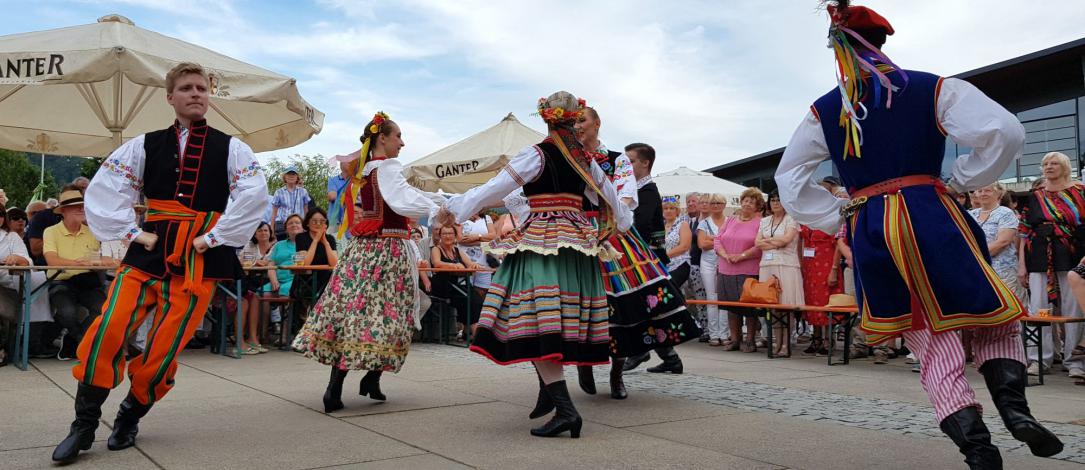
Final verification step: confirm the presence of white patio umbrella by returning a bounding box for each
[0,13,324,183]
[653,166,749,208]
[404,113,544,193]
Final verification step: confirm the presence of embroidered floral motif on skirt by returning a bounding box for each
[292,237,416,372]
[599,228,701,357]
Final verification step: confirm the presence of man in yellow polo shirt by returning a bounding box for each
[43,189,118,360]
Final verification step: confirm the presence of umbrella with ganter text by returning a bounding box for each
[0,14,323,165]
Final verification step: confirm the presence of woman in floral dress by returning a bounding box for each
[293,112,445,413]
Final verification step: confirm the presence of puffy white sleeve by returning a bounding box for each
[775,111,846,234]
[85,135,146,242]
[612,153,639,209]
[373,159,444,219]
[939,78,1026,192]
[204,139,268,248]
[503,188,531,223]
[445,145,543,223]
[590,160,633,232]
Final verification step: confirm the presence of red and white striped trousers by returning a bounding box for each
[902,321,1025,422]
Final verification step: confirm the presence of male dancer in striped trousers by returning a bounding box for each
[52,62,266,463]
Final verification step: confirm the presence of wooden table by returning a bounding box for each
[2,265,114,370]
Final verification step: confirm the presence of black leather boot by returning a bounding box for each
[323,367,349,413]
[577,365,597,394]
[610,359,627,400]
[52,383,110,463]
[979,358,1064,457]
[528,371,554,419]
[530,380,582,438]
[646,355,683,374]
[359,370,386,401]
[107,393,152,450]
[939,407,1003,470]
[623,352,649,372]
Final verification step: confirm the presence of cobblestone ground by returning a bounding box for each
[418,344,1085,465]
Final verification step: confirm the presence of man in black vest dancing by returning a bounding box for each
[53,62,267,463]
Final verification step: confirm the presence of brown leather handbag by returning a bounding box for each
[739,276,781,304]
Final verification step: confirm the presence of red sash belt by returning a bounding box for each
[849,175,943,199]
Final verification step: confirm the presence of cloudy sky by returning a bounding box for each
[3,0,1084,173]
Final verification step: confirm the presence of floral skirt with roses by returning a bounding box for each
[601,230,702,358]
[292,237,416,372]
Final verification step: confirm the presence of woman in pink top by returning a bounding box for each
[714,188,765,352]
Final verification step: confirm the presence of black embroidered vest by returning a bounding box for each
[123,121,241,280]
[522,142,586,197]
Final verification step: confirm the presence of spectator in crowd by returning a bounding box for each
[71,177,90,192]
[819,176,843,194]
[238,222,275,354]
[755,191,804,357]
[1019,152,1085,377]
[662,196,692,288]
[430,224,484,338]
[459,212,496,298]
[6,208,28,240]
[293,208,338,301]
[968,191,981,210]
[43,190,116,359]
[683,192,707,339]
[271,166,311,239]
[0,205,29,341]
[25,200,47,222]
[697,193,728,346]
[799,220,841,356]
[0,188,7,206]
[261,194,274,225]
[265,214,303,334]
[970,183,1026,303]
[27,184,76,265]
[327,161,351,237]
[714,188,764,352]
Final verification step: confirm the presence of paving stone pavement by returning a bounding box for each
[419,344,1085,465]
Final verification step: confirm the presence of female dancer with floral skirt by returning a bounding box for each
[437,91,632,438]
[293,112,445,413]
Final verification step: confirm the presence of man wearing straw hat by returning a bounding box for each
[52,62,267,464]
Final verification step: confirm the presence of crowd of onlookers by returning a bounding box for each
[3,152,1085,381]
[660,151,1085,380]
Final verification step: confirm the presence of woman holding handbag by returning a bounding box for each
[754,191,804,357]
[714,188,765,352]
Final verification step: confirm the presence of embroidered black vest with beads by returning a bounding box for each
[124,121,241,281]
[351,163,411,239]
[522,142,587,198]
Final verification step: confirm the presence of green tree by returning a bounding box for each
[264,154,335,211]
[80,157,105,179]
[1,149,59,208]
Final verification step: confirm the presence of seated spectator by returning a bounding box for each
[27,186,72,266]
[0,205,30,331]
[430,225,484,337]
[293,208,337,301]
[237,222,275,354]
[755,191,804,357]
[6,208,27,240]
[264,214,303,337]
[24,200,47,223]
[43,190,117,359]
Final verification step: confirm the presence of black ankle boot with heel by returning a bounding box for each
[323,367,349,413]
[530,380,582,438]
[359,370,386,401]
[528,371,554,419]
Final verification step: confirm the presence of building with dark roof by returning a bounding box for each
[706,38,1085,193]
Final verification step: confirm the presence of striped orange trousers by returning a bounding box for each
[72,267,215,405]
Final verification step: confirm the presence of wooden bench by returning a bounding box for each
[1020,315,1085,386]
[686,299,860,362]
